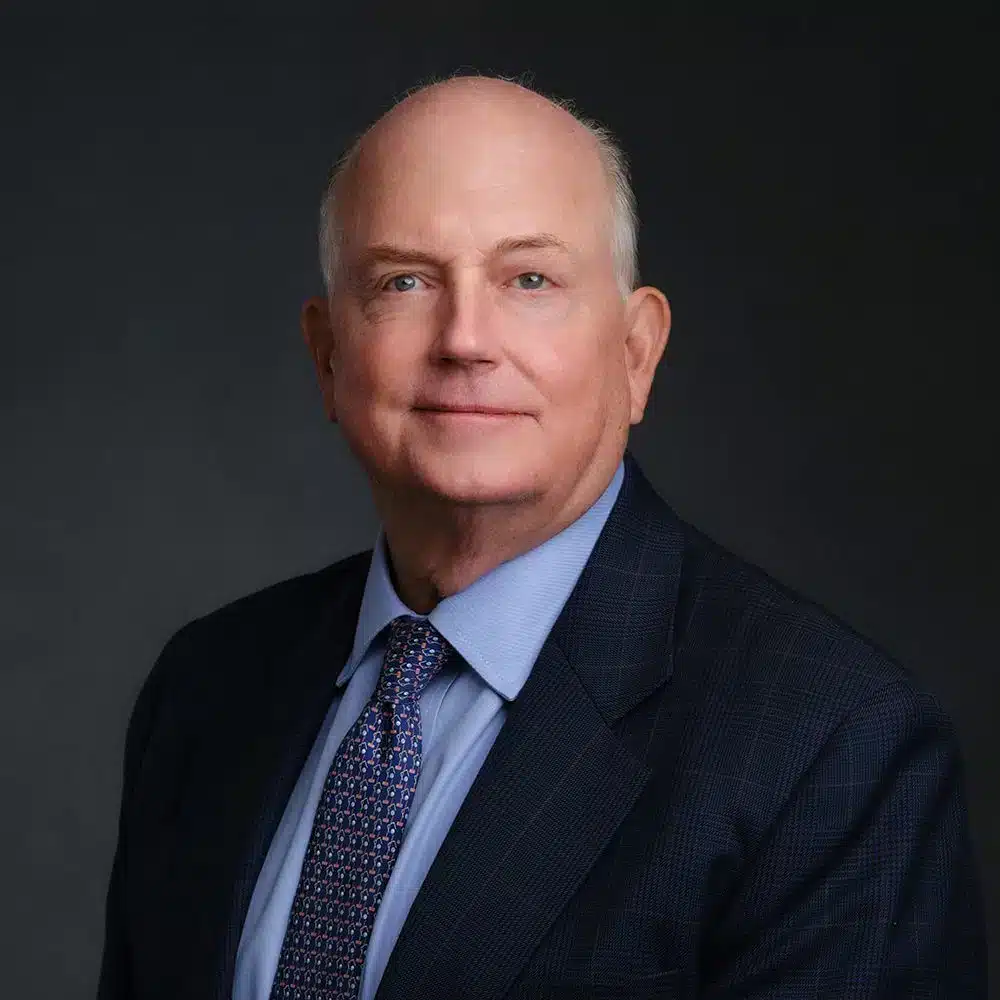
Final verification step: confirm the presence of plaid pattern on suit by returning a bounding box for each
[97,448,986,998]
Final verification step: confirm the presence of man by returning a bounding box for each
[97,74,986,999]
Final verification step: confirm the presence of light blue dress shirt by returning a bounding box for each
[233,457,624,1000]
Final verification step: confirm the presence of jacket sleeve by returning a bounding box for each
[95,625,191,999]
[703,679,987,998]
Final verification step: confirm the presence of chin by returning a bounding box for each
[400,444,544,506]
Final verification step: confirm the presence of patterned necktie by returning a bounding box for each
[269,614,456,1000]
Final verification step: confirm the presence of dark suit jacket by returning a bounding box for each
[97,449,986,999]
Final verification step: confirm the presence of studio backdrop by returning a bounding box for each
[1,15,995,996]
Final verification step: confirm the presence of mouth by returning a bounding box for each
[417,407,523,417]
[419,410,521,419]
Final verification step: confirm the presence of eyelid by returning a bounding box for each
[509,270,554,290]
[376,271,428,292]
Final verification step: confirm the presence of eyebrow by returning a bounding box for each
[348,232,573,276]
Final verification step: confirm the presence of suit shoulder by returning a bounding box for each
[654,511,968,861]
[160,547,371,666]
[672,515,924,711]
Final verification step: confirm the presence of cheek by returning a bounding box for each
[512,310,618,402]
[335,323,421,404]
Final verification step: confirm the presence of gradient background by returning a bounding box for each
[1,13,995,996]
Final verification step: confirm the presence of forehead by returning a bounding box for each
[338,91,611,260]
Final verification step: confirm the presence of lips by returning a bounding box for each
[417,405,522,415]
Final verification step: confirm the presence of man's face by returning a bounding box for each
[315,84,638,508]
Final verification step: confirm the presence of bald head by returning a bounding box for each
[361,75,596,156]
[318,75,638,299]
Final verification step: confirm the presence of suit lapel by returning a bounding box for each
[374,450,685,1000]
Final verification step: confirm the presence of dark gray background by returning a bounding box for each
[2,14,995,996]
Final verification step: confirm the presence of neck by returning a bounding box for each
[373,450,622,615]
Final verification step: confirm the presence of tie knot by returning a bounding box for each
[375,615,455,703]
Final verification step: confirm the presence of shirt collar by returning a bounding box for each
[336,457,625,701]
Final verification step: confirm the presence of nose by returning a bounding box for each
[433,271,499,365]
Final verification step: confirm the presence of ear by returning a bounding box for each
[622,286,671,425]
[300,295,339,423]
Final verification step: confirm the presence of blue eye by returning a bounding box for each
[515,272,548,290]
[384,274,420,292]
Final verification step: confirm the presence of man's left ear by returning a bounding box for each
[623,286,671,426]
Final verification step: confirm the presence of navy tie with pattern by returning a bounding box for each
[269,614,456,1000]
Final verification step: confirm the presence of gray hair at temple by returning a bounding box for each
[316,74,640,301]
